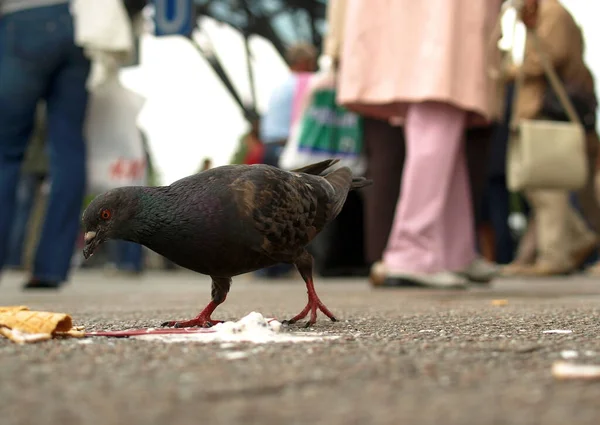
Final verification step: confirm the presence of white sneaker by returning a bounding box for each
[457,257,499,283]
[370,262,468,289]
[388,270,469,289]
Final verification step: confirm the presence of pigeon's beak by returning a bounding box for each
[83,231,100,259]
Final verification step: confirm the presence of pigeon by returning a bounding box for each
[81,159,372,327]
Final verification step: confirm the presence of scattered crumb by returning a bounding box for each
[560,350,579,360]
[220,351,249,360]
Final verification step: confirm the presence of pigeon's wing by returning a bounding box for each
[229,167,340,260]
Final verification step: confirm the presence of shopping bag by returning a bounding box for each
[85,75,147,195]
[279,71,366,176]
[70,0,134,89]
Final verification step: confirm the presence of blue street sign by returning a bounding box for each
[153,0,194,36]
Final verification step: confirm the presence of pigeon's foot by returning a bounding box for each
[161,301,222,328]
[284,281,337,327]
[160,317,223,328]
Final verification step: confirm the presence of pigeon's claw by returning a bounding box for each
[161,300,223,328]
[160,317,222,328]
[285,294,337,327]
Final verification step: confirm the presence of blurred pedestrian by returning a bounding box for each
[242,114,265,166]
[322,0,405,271]
[5,102,49,269]
[501,0,600,277]
[105,241,144,276]
[260,43,317,167]
[231,111,260,165]
[337,0,502,288]
[0,1,90,289]
[323,0,498,281]
[478,82,517,266]
[200,158,212,172]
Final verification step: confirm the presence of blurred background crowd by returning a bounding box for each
[1,0,599,290]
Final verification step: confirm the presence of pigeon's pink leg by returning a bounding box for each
[286,252,337,327]
[162,277,231,328]
[161,300,224,328]
[285,277,337,327]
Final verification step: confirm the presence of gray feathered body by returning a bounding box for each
[120,162,364,277]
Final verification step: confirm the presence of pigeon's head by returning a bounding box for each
[81,188,140,259]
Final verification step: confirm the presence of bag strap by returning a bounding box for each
[529,30,582,126]
[510,28,583,130]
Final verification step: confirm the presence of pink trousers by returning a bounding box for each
[383,102,476,273]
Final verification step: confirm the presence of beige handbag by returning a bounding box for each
[506,29,588,192]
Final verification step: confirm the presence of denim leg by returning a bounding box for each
[116,241,144,273]
[0,5,90,282]
[0,18,49,272]
[5,174,41,267]
[33,50,90,281]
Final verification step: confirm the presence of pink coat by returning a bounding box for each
[336,0,503,127]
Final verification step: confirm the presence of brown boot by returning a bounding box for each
[518,262,573,277]
[585,261,600,276]
[571,237,599,270]
[500,262,532,277]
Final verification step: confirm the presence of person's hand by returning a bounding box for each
[521,0,539,29]
[506,63,519,80]
[497,61,518,82]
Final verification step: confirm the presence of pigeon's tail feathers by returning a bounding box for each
[321,166,354,219]
[323,166,353,192]
[292,159,340,176]
[351,176,373,190]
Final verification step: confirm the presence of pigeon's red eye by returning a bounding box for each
[100,209,111,220]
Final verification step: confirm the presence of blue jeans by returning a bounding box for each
[109,240,144,273]
[0,4,90,282]
[5,173,43,267]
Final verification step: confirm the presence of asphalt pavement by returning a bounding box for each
[1,269,600,425]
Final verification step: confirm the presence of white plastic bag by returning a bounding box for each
[70,0,134,89]
[85,75,147,195]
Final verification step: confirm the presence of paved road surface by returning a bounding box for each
[1,270,600,425]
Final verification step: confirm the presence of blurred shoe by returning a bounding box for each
[22,278,61,290]
[517,263,573,277]
[103,263,119,277]
[369,262,468,289]
[585,261,600,276]
[456,257,499,284]
[500,262,531,277]
[572,237,599,270]
[104,263,144,278]
[369,261,387,286]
